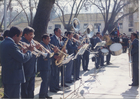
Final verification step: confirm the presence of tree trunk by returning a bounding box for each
[32,0,55,41]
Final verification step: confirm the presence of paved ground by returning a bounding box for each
[34,52,139,99]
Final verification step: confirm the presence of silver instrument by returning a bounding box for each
[72,18,80,32]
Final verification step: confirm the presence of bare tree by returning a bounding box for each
[54,0,86,31]
[89,0,138,35]
[32,0,55,41]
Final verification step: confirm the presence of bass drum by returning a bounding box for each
[101,48,109,56]
[109,43,122,56]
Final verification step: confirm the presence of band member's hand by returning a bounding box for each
[28,44,34,51]
[53,46,58,53]
[100,47,103,49]
[77,45,82,49]
[35,43,41,50]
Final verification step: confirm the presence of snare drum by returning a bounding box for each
[109,43,122,56]
[101,48,109,56]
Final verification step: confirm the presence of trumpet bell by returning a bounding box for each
[72,18,80,32]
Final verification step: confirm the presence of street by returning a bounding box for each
[35,52,139,99]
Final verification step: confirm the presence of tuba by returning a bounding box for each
[71,18,80,32]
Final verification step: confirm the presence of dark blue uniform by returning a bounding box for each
[37,41,52,98]
[131,38,139,86]
[50,35,60,91]
[94,37,104,69]
[21,37,37,98]
[0,37,32,98]
[65,39,77,82]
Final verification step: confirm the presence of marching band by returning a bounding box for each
[0,23,139,99]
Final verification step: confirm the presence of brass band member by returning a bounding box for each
[0,26,33,98]
[102,32,113,65]
[129,33,139,86]
[50,28,62,92]
[21,26,40,98]
[38,34,58,98]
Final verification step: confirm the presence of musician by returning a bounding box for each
[122,35,129,53]
[94,32,104,69]
[50,28,62,92]
[129,33,139,86]
[65,31,81,83]
[73,34,81,80]
[82,35,90,71]
[102,32,113,65]
[37,34,58,98]
[21,26,40,98]
[0,26,33,98]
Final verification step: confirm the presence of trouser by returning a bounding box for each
[82,50,90,71]
[106,50,111,64]
[50,64,59,90]
[73,55,81,80]
[95,52,104,68]
[132,61,139,85]
[60,65,66,85]
[65,60,73,82]
[21,75,35,98]
[39,70,51,98]
[3,83,21,98]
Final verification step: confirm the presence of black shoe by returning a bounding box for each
[61,84,69,87]
[50,89,57,93]
[107,63,112,65]
[129,84,139,86]
[86,69,90,71]
[46,95,52,99]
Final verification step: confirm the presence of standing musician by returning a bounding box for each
[73,34,81,80]
[0,26,33,98]
[37,34,58,98]
[82,35,90,71]
[65,31,82,83]
[21,26,40,98]
[129,33,139,86]
[50,28,62,92]
[102,32,113,65]
[94,32,104,69]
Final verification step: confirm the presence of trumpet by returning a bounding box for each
[33,40,54,58]
[18,41,40,57]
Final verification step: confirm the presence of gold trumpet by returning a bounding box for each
[33,40,54,58]
[18,41,40,57]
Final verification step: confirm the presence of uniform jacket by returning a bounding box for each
[0,37,32,84]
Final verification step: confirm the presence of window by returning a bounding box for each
[48,26,52,30]
[55,24,61,28]
[94,23,101,29]
[119,23,123,29]
[129,28,133,32]
[83,23,88,29]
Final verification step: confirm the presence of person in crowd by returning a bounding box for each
[102,32,113,65]
[50,28,63,92]
[21,26,40,98]
[73,34,81,80]
[94,32,104,69]
[3,30,10,39]
[0,26,33,98]
[129,33,139,86]
[38,34,58,99]
[65,31,81,83]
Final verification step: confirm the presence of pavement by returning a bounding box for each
[34,52,139,99]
